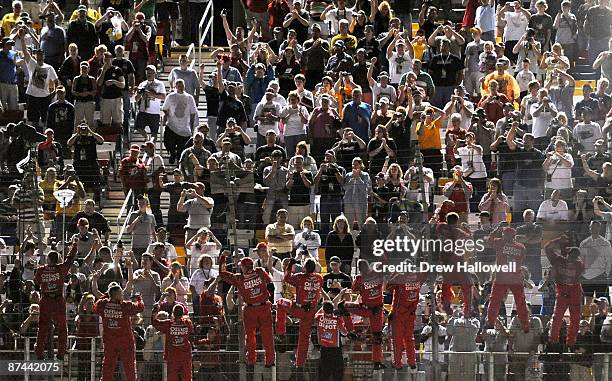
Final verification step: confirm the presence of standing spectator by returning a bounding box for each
[314,150,345,237]
[179,132,211,182]
[67,124,104,201]
[443,166,474,223]
[482,318,510,381]
[143,141,165,227]
[475,0,496,42]
[46,87,75,152]
[168,54,200,99]
[264,209,295,259]
[285,155,313,228]
[254,90,282,147]
[530,88,558,150]
[516,209,544,284]
[97,51,125,138]
[177,183,214,244]
[127,195,157,261]
[283,1,309,43]
[40,12,65,71]
[543,139,574,200]
[455,132,487,211]
[280,91,309,156]
[583,0,612,65]
[262,150,289,224]
[579,221,612,300]
[307,95,341,162]
[0,37,21,113]
[125,13,151,84]
[497,1,531,62]
[554,1,578,69]
[71,62,96,128]
[66,5,99,62]
[446,310,480,381]
[416,106,445,178]
[537,189,570,224]
[160,169,193,238]
[160,263,190,304]
[509,312,544,380]
[112,45,136,136]
[342,87,372,142]
[464,28,486,98]
[573,109,603,154]
[37,131,64,177]
[479,178,510,225]
[119,144,147,209]
[428,38,464,108]
[162,79,198,164]
[20,35,58,129]
[593,38,612,84]
[343,157,371,228]
[58,43,81,104]
[529,0,554,52]
[135,65,166,141]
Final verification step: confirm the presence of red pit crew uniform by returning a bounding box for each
[388,272,427,369]
[437,224,473,317]
[94,295,145,381]
[276,270,324,367]
[152,316,194,381]
[486,237,530,330]
[344,271,385,363]
[316,309,348,381]
[218,258,276,366]
[545,239,585,346]
[34,243,77,359]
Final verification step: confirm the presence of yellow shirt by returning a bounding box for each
[481,72,521,101]
[416,117,443,150]
[1,13,18,38]
[39,179,60,206]
[412,42,427,61]
[69,9,101,23]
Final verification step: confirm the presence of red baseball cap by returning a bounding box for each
[256,242,268,250]
[129,144,140,151]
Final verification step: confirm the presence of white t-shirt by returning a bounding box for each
[530,102,557,138]
[444,100,474,130]
[280,104,310,137]
[26,59,57,97]
[254,100,282,137]
[544,153,573,189]
[324,8,353,35]
[573,122,603,153]
[503,11,530,41]
[137,79,166,114]
[189,267,219,296]
[162,91,198,137]
[372,83,397,107]
[537,199,569,222]
[456,145,488,179]
[421,325,447,361]
[388,51,413,84]
[516,69,535,92]
[188,242,220,274]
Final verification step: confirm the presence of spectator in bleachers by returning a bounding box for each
[1,1,23,37]
[58,43,81,104]
[119,144,146,209]
[129,253,161,323]
[478,177,510,225]
[134,65,165,141]
[55,165,86,237]
[40,11,66,71]
[95,7,128,53]
[177,183,214,245]
[168,54,200,101]
[97,50,125,139]
[69,199,111,243]
[71,61,96,128]
[530,0,553,52]
[179,132,211,182]
[0,36,21,113]
[127,195,157,261]
[583,0,612,65]
[162,78,198,164]
[67,123,104,201]
[537,189,569,223]
[125,13,151,85]
[498,1,531,63]
[66,5,99,62]
[343,157,371,229]
[160,262,190,303]
[37,128,64,174]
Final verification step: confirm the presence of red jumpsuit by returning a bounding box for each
[93,295,145,381]
[388,272,427,369]
[486,238,529,330]
[276,271,323,367]
[315,309,348,381]
[344,271,385,363]
[34,243,77,359]
[152,316,194,381]
[545,239,585,346]
[218,266,276,366]
[437,224,474,317]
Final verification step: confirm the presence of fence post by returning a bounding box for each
[605,353,609,381]
[488,352,494,381]
[163,360,167,381]
[90,337,96,381]
[24,337,29,381]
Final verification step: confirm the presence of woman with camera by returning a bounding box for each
[478,177,510,225]
[543,138,574,202]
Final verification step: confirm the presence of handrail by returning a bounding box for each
[197,0,214,68]
[186,43,196,71]
[115,152,149,246]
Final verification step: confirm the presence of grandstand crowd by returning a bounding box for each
[0,0,611,380]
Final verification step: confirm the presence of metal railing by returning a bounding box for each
[197,0,215,68]
[6,336,611,381]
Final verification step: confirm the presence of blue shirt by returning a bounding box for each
[476,5,496,33]
[0,50,17,83]
[342,101,372,141]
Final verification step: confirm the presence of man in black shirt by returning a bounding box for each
[160,169,194,239]
[322,256,352,297]
[516,209,543,284]
[314,150,345,237]
[47,86,75,157]
[490,130,517,196]
[282,0,309,43]
[112,45,135,136]
[97,51,125,143]
[72,62,96,132]
[67,123,104,201]
[286,155,313,228]
[331,127,366,171]
[508,131,545,221]
[68,199,111,242]
[66,5,99,61]
[216,80,248,136]
[255,130,287,162]
[386,107,412,168]
[428,38,464,108]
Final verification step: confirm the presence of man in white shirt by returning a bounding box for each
[497,1,531,62]
[573,108,603,154]
[162,78,198,164]
[20,36,58,128]
[579,221,612,300]
[254,89,282,147]
[320,0,353,35]
[475,0,497,42]
[135,65,166,141]
[455,132,487,211]
[530,88,558,150]
[386,34,413,86]
[536,189,569,223]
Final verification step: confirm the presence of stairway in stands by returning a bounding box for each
[99,49,218,252]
